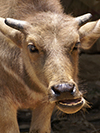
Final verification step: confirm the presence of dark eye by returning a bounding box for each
[73,42,80,50]
[28,43,39,53]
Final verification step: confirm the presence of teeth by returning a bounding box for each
[59,102,69,106]
[59,98,82,106]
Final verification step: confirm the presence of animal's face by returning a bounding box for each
[24,13,79,86]
[21,13,82,114]
[0,12,99,114]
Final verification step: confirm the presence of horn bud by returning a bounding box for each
[76,13,92,26]
[5,18,29,33]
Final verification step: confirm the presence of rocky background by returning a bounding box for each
[19,0,100,133]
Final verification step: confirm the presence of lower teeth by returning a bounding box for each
[59,102,68,106]
[59,99,82,106]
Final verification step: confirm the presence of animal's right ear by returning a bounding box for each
[79,20,100,50]
[0,17,23,48]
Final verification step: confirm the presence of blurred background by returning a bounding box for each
[19,0,100,133]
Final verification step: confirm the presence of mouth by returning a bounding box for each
[56,97,85,114]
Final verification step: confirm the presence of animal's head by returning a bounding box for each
[0,12,100,114]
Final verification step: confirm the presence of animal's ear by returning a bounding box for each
[79,20,100,50]
[0,17,25,48]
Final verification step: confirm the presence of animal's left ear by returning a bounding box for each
[79,20,100,50]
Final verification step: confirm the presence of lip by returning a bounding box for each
[56,97,85,114]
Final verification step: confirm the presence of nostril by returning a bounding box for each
[51,86,61,96]
[66,83,76,95]
[70,85,76,94]
[67,83,75,92]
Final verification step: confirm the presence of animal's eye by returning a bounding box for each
[27,43,39,53]
[73,42,80,50]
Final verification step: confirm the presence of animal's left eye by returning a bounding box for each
[73,42,80,50]
[27,43,39,53]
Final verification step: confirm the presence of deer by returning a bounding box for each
[0,0,100,133]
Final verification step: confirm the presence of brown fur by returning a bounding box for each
[0,0,63,18]
[0,0,100,133]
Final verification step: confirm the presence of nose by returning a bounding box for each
[51,83,76,96]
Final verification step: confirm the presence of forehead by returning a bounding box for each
[26,13,79,47]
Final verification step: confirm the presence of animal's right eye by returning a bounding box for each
[27,43,39,53]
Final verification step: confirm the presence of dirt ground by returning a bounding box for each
[51,108,100,133]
